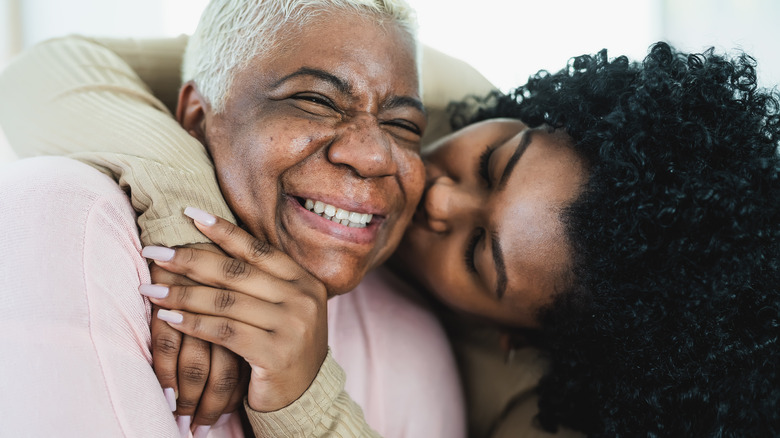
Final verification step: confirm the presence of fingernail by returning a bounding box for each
[184,207,217,227]
[142,246,175,262]
[193,425,211,438]
[163,387,176,411]
[139,284,169,299]
[177,415,192,437]
[157,309,183,324]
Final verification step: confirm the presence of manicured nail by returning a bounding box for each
[163,387,176,411]
[157,309,183,324]
[142,246,175,262]
[184,207,217,227]
[139,284,169,299]
[193,425,211,438]
[177,415,192,438]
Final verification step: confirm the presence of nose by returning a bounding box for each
[327,115,396,178]
[423,176,482,233]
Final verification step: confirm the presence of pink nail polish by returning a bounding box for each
[157,309,183,324]
[177,415,192,438]
[193,425,211,438]
[139,284,169,299]
[184,207,217,227]
[142,246,175,262]
[163,387,176,411]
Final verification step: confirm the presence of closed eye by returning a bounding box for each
[291,93,340,115]
[477,144,498,188]
[383,119,422,136]
[464,228,485,273]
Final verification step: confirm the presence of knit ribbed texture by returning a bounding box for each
[244,351,380,438]
[0,35,236,247]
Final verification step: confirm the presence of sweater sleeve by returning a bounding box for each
[0,35,235,247]
[244,350,381,438]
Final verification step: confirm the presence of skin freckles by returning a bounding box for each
[392,119,588,329]
[177,13,426,295]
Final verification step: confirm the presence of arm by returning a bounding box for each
[0,35,235,247]
[244,352,381,438]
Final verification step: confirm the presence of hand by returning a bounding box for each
[145,245,250,434]
[141,208,329,412]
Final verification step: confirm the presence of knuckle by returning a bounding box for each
[221,258,249,280]
[176,398,199,412]
[247,238,272,263]
[175,285,192,306]
[209,375,240,395]
[180,363,209,384]
[154,333,181,356]
[217,320,236,341]
[214,289,236,313]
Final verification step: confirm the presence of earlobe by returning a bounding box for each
[176,81,208,143]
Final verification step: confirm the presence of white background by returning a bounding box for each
[2,0,779,165]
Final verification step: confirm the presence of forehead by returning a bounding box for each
[250,11,420,98]
[493,130,584,302]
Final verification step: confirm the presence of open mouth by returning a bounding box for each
[298,197,374,228]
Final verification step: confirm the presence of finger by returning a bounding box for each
[156,309,275,368]
[142,283,284,329]
[150,262,199,287]
[142,246,291,303]
[174,335,211,417]
[184,207,304,279]
[150,305,182,411]
[226,361,251,412]
[192,345,242,428]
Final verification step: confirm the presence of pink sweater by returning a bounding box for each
[0,156,465,437]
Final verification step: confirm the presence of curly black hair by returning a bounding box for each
[453,42,780,436]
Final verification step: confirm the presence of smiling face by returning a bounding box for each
[179,12,426,295]
[392,119,587,328]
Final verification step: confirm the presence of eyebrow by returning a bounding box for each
[383,95,426,115]
[498,129,534,190]
[271,67,352,95]
[491,231,508,299]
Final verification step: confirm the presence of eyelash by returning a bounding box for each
[384,120,421,136]
[464,228,485,273]
[478,144,497,187]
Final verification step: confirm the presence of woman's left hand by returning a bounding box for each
[141,208,329,412]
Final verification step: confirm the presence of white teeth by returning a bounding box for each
[303,198,373,228]
[324,204,336,217]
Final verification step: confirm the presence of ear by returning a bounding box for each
[176,81,208,144]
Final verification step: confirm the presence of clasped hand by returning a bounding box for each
[140,208,329,434]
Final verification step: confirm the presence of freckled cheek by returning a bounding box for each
[399,153,426,210]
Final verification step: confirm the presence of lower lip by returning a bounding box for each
[285,196,382,245]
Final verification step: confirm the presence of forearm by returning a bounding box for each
[244,351,381,438]
[0,35,235,246]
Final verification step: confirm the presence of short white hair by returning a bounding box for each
[182,0,420,113]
